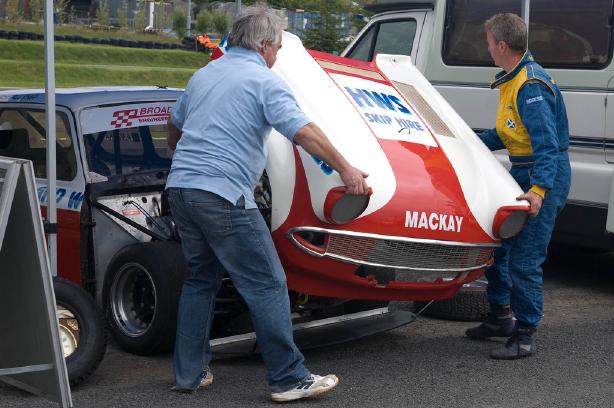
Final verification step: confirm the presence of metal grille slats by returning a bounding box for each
[393,81,456,138]
[326,233,493,271]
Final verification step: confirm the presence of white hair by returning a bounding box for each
[228,6,284,51]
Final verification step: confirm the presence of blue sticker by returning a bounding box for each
[68,191,85,209]
[344,86,412,115]
[312,155,333,175]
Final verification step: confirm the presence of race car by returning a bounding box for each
[226,32,529,301]
[0,31,527,386]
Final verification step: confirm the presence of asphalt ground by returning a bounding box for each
[2,244,614,408]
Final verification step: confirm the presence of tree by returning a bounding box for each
[173,9,188,39]
[54,0,70,24]
[301,1,348,54]
[212,11,230,35]
[196,10,213,34]
[28,0,44,23]
[68,6,77,24]
[96,0,110,26]
[134,0,149,31]
[4,0,20,22]
[116,0,129,28]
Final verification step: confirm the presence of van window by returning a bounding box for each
[529,0,614,69]
[83,124,171,177]
[0,108,77,180]
[350,24,376,61]
[442,0,522,66]
[347,19,417,62]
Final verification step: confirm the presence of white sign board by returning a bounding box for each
[0,156,72,408]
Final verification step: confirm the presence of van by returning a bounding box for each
[342,0,614,251]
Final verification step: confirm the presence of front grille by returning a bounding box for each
[327,233,493,271]
[289,228,496,272]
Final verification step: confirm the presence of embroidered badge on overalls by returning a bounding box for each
[507,118,516,129]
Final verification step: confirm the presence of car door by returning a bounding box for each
[343,12,427,65]
[0,104,86,283]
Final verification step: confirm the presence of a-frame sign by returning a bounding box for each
[0,156,72,407]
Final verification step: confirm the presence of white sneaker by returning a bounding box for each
[171,370,213,393]
[198,370,214,388]
[271,374,339,403]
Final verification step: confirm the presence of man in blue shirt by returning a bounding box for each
[465,13,571,360]
[166,7,369,402]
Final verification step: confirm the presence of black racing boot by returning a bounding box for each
[465,304,514,339]
[490,325,536,360]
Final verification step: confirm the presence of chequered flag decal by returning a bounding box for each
[110,109,138,129]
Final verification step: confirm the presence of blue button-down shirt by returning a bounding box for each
[166,46,311,209]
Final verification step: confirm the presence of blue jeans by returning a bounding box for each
[486,156,571,327]
[167,188,309,391]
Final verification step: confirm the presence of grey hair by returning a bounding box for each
[228,6,284,51]
[485,13,527,53]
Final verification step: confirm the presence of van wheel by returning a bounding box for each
[103,241,187,355]
[414,278,488,321]
[54,278,106,387]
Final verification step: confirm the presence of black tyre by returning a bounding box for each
[103,241,187,355]
[54,278,106,387]
[414,278,488,321]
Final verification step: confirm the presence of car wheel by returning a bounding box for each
[103,241,186,355]
[54,278,106,387]
[414,278,488,321]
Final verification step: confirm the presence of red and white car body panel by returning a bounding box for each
[254,32,528,300]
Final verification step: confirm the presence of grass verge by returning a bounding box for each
[0,60,195,88]
[0,39,208,88]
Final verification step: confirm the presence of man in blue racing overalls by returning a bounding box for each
[465,13,571,359]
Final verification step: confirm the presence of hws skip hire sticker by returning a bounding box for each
[330,73,437,148]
